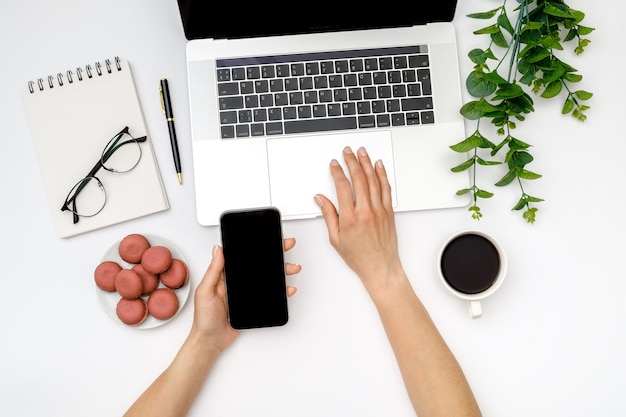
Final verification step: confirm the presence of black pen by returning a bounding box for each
[159,78,183,184]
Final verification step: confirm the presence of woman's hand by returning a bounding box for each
[189,238,301,353]
[315,146,404,297]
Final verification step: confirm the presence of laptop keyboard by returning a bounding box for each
[216,45,434,139]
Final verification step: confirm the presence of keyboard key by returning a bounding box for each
[313,104,327,118]
[240,81,254,94]
[335,60,349,73]
[238,109,252,123]
[378,85,392,98]
[417,69,432,95]
[268,108,282,120]
[403,69,417,83]
[220,111,237,124]
[289,92,304,105]
[266,122,284,135]
[373,72,386,85]
[392,113,405,126]
[358,73,373,86]
[276,64,290,77]
[320,61,334,74]
[358,115,376,128]
[343,74,358,87]
[379,57,393,70]
[259,94,274,107]
[409,55,430,68]
[247,67,260,79]
[261,66,275,78]
[350,59,364,72]
[284,78,299,91]
[274,93,289,106]
[357,101,371,114]
[342,102,356,115]
[291,63,305,76]
[328,75,342,88]
[376,114,391,127]
[394,56,408,69]
[364,58,378,71]
[349,88,362,101]
[221,125,235,138]
[393,85,407,97]
[254,108,268,122]
[304,91,319,104]
[251,123,265,136]
[232,68,246,80]
[421,111,435,124]
[284,117,357,134]
[319,90,333,103]
[306,62,320,75]
[372,100,385,113]
[236,124,250,137]
[327,103,341,116]
[386,99,401,112]
[255,80,269,93]
[218,82,239,96]
[298,105,312,118]
[299,77,314,90]
[388,71,402,84]
[314,76,328,89]
[408,83,422,96]
[363,87,377,100]
[217,69,231,82]
[283,107,297,120]
[333,88,348,102]
[270,79,284,92]
[406,112,420,125]
[219,96,244,110]
[244,95,259,108]
[401,97,433,111]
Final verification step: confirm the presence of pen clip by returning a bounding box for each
[159,85,166,115]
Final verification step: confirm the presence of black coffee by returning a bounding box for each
[440,233,500,294]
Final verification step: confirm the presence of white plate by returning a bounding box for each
[96,234,191,329]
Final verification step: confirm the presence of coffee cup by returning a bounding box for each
[437,230,507,319]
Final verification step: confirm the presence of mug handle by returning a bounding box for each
[468,300,482,319]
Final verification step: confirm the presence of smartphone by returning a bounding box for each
[219,207,288,330]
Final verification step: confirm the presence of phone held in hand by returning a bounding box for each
[219,207,288,330]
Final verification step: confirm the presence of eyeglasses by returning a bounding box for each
[61,126,147,224]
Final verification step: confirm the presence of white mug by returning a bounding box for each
[437,230,507,319]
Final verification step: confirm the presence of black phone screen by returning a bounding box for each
[220,208,288,329]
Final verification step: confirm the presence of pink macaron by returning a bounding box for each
[147,288,179,320]
[116,298,148,326]
[141,246,173,274]
[132,264,160,296]
[115,269,143,300]
[94,261,122,292]
[160,259,189,289]
[118,233,150,264]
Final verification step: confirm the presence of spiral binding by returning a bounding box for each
[27,57,122,94]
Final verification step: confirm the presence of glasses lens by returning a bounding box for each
[101,132,142,173]
[65,176,107,217]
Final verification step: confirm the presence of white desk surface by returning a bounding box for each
[1,1,624,416]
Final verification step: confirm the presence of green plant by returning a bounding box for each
[451,0,594,223]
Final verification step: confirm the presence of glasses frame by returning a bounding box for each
[61,126,147,224]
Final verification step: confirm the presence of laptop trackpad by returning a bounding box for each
[266,131,397,218]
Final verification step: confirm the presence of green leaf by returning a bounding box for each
[541,81,563,98]
[564,73,582,83]
[512,197,528,211]
[518,169,542,180]
[574,90,593,100]
[523,207,538,223]
[451,158,476,172]
[508,151,534,168]
[474,24,501,35]
[497,12,515,35]
[456,188,472,196]
[544,3,574,19]
[466,72,497,97]
[495,169,517,186]
[468,49,487,65]
[509,137,531,151]
[578,25,595,36]
[476,157,502,166]
[564,29,577,42]
[467,8,501,19]
[525,195,545,203]
[482,71,507,84]
[475,189,494,198]
[494,83,524,100]
[450,131,483,152]
[459,101,483,120]
[491,30,508,48]
[521,21,544,33]
[526,47,552,64]
[562,98,575,114]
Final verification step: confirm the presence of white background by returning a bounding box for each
[1,1,624,416]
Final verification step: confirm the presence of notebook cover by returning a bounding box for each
[23,58,169,238]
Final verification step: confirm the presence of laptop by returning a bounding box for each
[176,1,470,226]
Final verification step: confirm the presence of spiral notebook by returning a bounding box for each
[23,57,169,238]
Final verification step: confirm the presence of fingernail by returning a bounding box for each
[343,146,353,154]
[358,147,368,156]
[314,194,324,207]
[212,245,218,259]
[330,159,339,166]
[376,159,384,169]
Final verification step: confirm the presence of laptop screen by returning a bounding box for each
[177,1,458,40]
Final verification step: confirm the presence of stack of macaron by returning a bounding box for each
[94,233,189,326]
